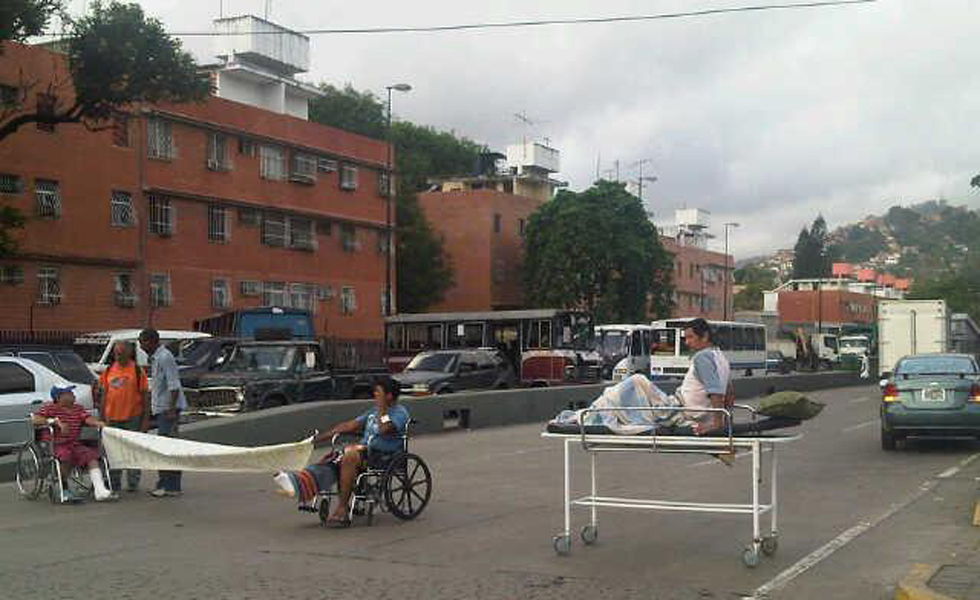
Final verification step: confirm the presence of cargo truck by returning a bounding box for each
[877,299,949,376]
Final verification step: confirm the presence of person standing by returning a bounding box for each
[139,328,187,498]
[98,341,149,492]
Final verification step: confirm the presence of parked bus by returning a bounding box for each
[384,309,600,386]
[594,324,655,381]
[193,307,315,340]
[649,318,767,378]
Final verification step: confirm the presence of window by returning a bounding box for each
[340,286,357,315]
[378,171,391,197]
[340,164,358,190]
[260,145,285,180]
[36,267,61,305]
[289,283,315,311]
[288,217,316,250]
[341,224,358,252]
[147,117,173,160]
[113,273,136,307]
[317,220,332,236]
[317,157,338,173]
[36,93,55,132]
[240,280,261,297]
[493,213,502,234]
[238,208,261,227]
[263,281,287,306]
[238,137,257,157]
[208,205,229,242]
[207,132,231,171]
[0,84,19,109]
[317,284,334,301]
[1,264,24,285]
[148,195,174,236]
[111,191,136,227]
[149,273,172,307]
[0,173,23,194]
[212,279,230,308]
[518,218,526,235]
[261,212,286,247]
[377,230,390,254]
[111,111,129,147]
[34,179,60,219]
[0,363,34,395]
[290,153,317,183]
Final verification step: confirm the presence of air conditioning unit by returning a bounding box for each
[288,172,316,185]
[317,158,338,173]
[115,293,137,308]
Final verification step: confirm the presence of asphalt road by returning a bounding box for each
[0,383,976,600]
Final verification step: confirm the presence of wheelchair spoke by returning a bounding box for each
[409,463,421,484]
[409,487,426,505]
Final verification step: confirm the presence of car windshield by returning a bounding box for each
[596,331,628,356]
[53,352,96,385]
[897,356,977,376]
[406,353,458,373]
[841,339,868,349]
[73,341,107,364]
[177,339,216,367]
[222,345,298,372]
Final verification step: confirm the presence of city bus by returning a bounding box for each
[384,309,600,386]
[594,324,655,381]
[649,318,767,378]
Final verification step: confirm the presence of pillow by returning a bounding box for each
[757,391,825,420]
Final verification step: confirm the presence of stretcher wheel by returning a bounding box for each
[553,534,571,556]
[742,547,760,568]
[761,535,778,556]
[581,525,598,545]
[317,497,331,526]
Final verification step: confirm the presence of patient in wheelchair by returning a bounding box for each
[273,377,409,527]
[31,385,116,502]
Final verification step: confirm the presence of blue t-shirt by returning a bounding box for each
[356,404,410,453]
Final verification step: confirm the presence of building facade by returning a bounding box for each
[0,41,391,342]
[655,209,733,321]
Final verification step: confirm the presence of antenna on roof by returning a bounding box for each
[265,0,272,19]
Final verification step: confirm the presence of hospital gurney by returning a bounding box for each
[542,405,803,567]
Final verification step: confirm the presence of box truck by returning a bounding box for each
[877,299,949,376]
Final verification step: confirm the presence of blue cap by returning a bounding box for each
[50,385,76,400]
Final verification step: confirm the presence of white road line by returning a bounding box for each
[689,447,771,468]
[848,397,871,404]
[744,452,980,599]
[842,419,877,433]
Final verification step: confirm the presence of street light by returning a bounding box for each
[723,222,740,320]
[385,83,411,316]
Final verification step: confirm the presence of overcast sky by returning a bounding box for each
[65,0,980,258]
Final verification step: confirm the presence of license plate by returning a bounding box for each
[922,388,946,402]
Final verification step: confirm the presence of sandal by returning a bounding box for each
[324,516,351,529]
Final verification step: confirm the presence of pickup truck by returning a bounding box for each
[182,339,383,413]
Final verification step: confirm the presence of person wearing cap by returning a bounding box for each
[31,385,116,502]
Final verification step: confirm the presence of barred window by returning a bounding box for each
[317,158,337,173]
[238,137,257,157]
[148,195,174,236]
[341,224,358,253]
[0,173,23,194]
[37,267,61,305]
[110,191,136,227]
[149,273,172,307]
[261,212,286,247]
[212,278,230,309]
[378,171,391,197]
[1,265,24,285]
[207,132,231,171]
[340,286,357,315]
[238,208,261,227]
[317,284,334,301]
[111,111,129,147]
[147,118,173,160]
[263,281,287,306]
[113,273,136,307]
[288,217,316,250]
[289,283,315,311]
[340,165,358,190]
[240,280,261,297]
[376,230,390,255]
[208,205,229,242]
[35,179,61,219]
[290,153,317,182]
[259,145,286,180]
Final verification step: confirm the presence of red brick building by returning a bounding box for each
[660,236,732,321]
[0,42,391,341]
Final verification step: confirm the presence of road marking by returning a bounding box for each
[848,397,871,404]
[689,447,771,468]
[744,452,980,599]
[842,419,877,433]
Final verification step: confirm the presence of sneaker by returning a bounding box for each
[148,488,174,498]
[95,491,120,502]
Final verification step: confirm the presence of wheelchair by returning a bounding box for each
[1,418,113,504]
[303,421,433,527]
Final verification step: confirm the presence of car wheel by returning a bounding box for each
[881,426,897,451]
[260,395,287,410]
[437,387,453,395]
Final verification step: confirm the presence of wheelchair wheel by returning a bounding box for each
[68,467,94,499]
[15,443,43,500]
[317,496,331,526]
[383,453,432,521]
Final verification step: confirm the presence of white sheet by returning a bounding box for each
[102,427,313,473]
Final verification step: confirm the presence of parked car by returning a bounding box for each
[880,353,980,450]
[765,350,793,375]
[393,349,516,396]
[73,329,211,375]
[0,357,96,444]
[0,345,97,386]
[176,337,240,390]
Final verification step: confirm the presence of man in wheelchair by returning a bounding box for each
[273,377,409,527]
[30,385,116,502]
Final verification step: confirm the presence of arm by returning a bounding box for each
[313,418,362,446]
[84,415,106,429]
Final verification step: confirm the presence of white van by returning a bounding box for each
[73,329,211,375]
[595,324,655,381]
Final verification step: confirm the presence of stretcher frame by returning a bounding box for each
[541,405,802,567]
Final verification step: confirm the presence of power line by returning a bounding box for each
[169,0,876,37]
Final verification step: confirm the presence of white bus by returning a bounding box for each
[594,324,655,381]
[649,318,767,378]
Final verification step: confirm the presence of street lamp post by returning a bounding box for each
[723,222,740,320]
[385,83,411,317]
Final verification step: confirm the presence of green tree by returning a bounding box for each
[792,215,833,278]
[1,0,63,46]
[0,1,212,141]
[732,264,776,312]
[308,84,386,139]
[522,180,673,323]
[908,251,980,321]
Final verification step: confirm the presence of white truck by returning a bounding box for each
[877,299,949,376]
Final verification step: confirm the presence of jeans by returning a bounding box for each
[108,415,143,490]
[155,410,182,492]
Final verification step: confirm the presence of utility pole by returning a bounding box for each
[385,83,412,316]
[631,158,657,205]
[723,222,740,320]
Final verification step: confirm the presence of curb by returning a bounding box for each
[895,564,956,600]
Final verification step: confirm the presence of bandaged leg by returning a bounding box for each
[89,465,113,501]
[273,471,296,498]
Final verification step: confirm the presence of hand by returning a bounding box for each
[56,418,67,434]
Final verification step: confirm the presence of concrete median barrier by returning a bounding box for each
[0,371,865,483]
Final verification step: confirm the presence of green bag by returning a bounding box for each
[757,391,825,420]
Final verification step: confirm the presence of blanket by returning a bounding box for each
[552,374,681,434]
[102,427,313,473]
